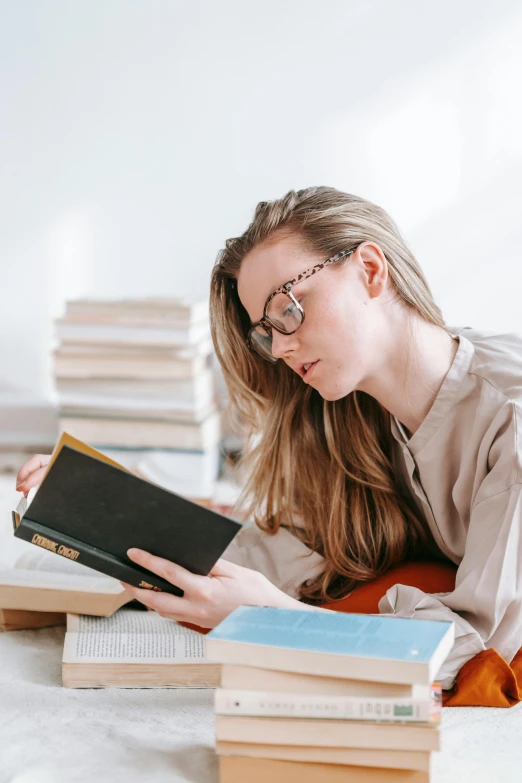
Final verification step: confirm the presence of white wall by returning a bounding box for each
[1,0,522,433]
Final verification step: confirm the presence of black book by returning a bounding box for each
[13,433,241,595]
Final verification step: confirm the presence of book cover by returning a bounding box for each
[207,606,454,685]
[13,432,241,595]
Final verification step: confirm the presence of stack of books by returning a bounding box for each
[206,606,454,783]
[53,297,221,500]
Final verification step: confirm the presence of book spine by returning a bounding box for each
[14,518,183,596]
[214,685,442,723]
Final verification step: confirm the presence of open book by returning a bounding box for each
[62,608,220,688]
[0,547,132,631]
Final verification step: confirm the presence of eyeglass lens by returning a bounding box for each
[250,292,303,360]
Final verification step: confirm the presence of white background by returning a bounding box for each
[1,0,522,438]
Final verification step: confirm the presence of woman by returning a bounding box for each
[17,187,522,691]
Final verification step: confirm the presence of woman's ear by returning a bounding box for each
[357,242,388,300]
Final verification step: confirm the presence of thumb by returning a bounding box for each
[208,558,240,578]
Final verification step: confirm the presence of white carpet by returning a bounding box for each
[1,475,522,782]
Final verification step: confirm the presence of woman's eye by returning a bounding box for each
[284,301,301,317]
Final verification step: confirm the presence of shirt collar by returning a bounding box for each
[390,328,475,455]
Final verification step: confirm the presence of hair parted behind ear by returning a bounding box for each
[210,186,448,603]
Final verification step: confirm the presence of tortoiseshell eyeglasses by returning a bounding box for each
[247,246,359,362]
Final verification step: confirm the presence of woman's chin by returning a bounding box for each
[316,384,352,402]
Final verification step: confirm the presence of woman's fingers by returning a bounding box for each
[18,466,48,493]
[120,581,188,618]
[16,455,51,489]
[126,548,204,594]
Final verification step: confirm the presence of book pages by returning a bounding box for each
[63,610,210,664]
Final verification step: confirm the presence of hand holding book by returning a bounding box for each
[121,548,304,629]
[16,453,51,497]
[13,433,323,628]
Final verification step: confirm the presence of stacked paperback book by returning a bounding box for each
[0,546,131,632]
[207,606,454,783]
[53,297,221,500]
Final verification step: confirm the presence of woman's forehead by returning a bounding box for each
[237,233,317,321]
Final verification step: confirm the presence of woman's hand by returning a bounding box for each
[16,454,51,497]
[121,548,302,629]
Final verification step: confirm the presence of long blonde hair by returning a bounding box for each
[210,187,448,603]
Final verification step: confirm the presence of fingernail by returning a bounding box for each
[127,548,138,556]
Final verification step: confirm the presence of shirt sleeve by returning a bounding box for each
[378,482,522,690]
[222,520,325,599]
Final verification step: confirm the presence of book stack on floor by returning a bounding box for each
[206,606,454,783]
[53,297,221,501]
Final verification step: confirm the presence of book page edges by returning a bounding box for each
[45,431,130,477]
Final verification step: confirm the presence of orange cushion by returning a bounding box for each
[319,560,458,615]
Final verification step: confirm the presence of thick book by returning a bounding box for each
[56,368,214,410]
[53,348,210,381]
[216,741,431,773]
[0,547,131,622]
[13,432,241,595]
[207,606,454,686]
[219,756,429,783]
[57,336,214,360]
[55,320,210,348]
[62,608,220,688]
[219,665,432,700]
[64,297,210,326]
[55,369,214,411]
[215,716,440,752]
[59,407,221,450]
[214,683,441,723]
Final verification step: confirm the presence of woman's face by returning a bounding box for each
[237,232,390,402]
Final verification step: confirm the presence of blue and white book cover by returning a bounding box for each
[208,606,453,663]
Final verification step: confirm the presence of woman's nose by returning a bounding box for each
[270,329,300,360]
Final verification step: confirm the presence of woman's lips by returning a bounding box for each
[303,360,319,380]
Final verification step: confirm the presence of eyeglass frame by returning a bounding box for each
[246,245,360,361]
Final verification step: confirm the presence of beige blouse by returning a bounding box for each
[223,326,522,689]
